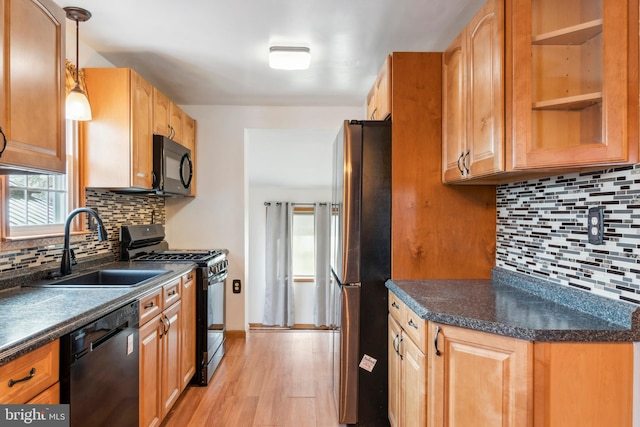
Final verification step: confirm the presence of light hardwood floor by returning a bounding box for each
[162,331,343,427]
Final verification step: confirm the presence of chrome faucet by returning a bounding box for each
[60,208,108,276]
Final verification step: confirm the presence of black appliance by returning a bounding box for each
[153,135,193,196]
[120,224,227,386]
[61,301,139,427]
[331,120,391,426]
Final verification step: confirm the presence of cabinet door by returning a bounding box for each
[161,301,182,419]
[131,71,154,189]
[533,342,633,427]
[140,316,162,427]
[402,336,426,427]
[442,30,467,183]
[428,323,531,427]
[169,103,184,144]
[510,0,637,169]
[466,0,504,177]
[388,315,402,427]
[153,88,171,138]
[180,270,196,391]
[0,0,65,173]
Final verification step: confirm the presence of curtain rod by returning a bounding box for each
[264,202,329,206]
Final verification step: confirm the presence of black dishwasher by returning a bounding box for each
[61,301,139,427]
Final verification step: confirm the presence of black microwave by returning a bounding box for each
[152,135,193,196]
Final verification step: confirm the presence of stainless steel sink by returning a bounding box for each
[29,269,170,288]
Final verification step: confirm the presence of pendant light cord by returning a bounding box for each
[75,18,80,83]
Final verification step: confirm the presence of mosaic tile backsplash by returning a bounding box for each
[0,189,165,275]
[497,164,640,305]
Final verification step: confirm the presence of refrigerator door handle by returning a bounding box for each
[338,284,360,424]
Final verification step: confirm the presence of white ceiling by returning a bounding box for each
[53,0,485,106]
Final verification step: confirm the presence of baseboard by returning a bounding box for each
[249,323,332,331]
[225,329,247,338]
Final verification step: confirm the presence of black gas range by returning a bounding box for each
[120,224,228,386]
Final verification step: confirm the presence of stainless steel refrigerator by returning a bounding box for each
[331,119,391,426]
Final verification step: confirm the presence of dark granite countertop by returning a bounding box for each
[0,261,195,366]
[386,268,640,342]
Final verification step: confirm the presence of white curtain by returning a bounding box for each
[263,202,295,326]
[313,202,333,327]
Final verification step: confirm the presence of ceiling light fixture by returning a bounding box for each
[64,6,92,121]
[269,46,311,70]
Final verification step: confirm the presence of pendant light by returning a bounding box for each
[64,7,92,121]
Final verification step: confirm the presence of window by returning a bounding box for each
[4,120,78,240]
[292,207,315,281]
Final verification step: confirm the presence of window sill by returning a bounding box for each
[1,230,91,251]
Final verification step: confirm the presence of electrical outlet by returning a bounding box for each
[588,206,604,245]
[232,279,241,294]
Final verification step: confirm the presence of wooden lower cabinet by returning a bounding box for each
[139,276,190,427]
[140,313,162,427]
[180,270,196,390]
[0,339,60,404]
[388,301,427,427]
[424,321,634,427]
[533,342,633,427]
[428,323,531,427]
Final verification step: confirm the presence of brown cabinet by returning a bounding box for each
[366,55,392,120]
[388,292,427,427]
[82,68,154,190]
[139,278,185,427]
[153,88,185,145]
[423,320,633,427]
[428,323,531,427]
[0,0,66,174]
[391,52,496,280]
[509,0,638,169]
[0,340,60,404]
[443,0,504,182]
[442,0,638,183]
[179,270,196,390]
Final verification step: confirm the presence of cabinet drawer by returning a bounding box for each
[0,340,59,403]
[140,289,163,325]
[163,279,181,307]
[403,309,427,354]
[388,290,406,324]
[27,382,60,404]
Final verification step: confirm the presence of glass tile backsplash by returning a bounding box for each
[0,189,165,274]
[497,164,640,305]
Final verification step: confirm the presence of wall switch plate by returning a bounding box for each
[232,279,241,294]
[588,206,604,245]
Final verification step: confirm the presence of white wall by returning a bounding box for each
[165,105,362,332]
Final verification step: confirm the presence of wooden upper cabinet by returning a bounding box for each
[509,0,638,169]
[169,103,184,144]
[0,0,66,174]
[366,55,392,120]
[81,68,154,190]
[153,88,184,144]
[443,0,504,183]
[153,88,171,138]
